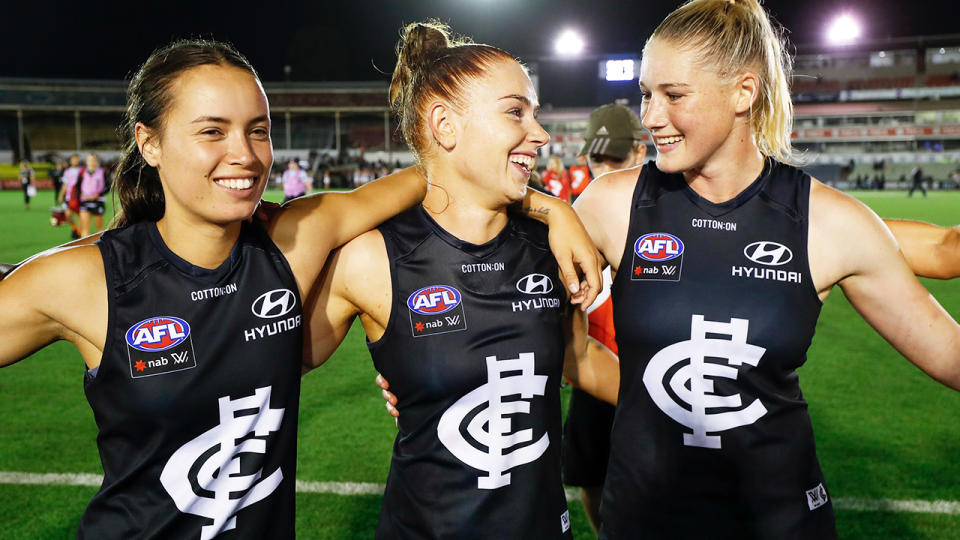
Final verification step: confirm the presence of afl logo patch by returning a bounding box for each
[125,316,191,352]
[407,285,462,315]
[252,289,297,319]
[516,273,554,295]
[744,241,793,266]
[635,233,684,262]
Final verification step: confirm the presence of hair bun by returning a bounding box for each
[398,21,452,71]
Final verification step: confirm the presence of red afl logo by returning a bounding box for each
[407,285,462,315]
[635,233,684,262]
[125,316,191,352]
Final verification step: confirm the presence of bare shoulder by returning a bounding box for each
[809,178,890,239]
[330,228,392,336]
[808,178,901,293]
[578,165,642,204]
[0,243,107,366]
[574,165,642,270]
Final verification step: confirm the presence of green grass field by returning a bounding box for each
[0,187,958,538]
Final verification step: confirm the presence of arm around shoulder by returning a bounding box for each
[884,219,960,279]
[302,229,392,373]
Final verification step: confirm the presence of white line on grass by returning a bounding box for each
[2,472,959,515]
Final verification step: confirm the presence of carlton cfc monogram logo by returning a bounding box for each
[642,315,768,449]
[437,353,549,489]
[161,387,285,540]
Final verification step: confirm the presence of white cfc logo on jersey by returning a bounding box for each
[161,386,285,540]
[437,353,549,489]
[642,315,767,449]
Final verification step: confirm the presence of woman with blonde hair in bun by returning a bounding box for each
[571,0,960,537]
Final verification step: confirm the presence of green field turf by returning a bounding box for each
[0,187,958,538]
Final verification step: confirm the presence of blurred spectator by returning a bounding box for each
[19,160,35,211]
[568,155,592,201]
[542,155,571,202]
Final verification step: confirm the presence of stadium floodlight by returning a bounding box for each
[825,13,862,46]
[554,29,585,57]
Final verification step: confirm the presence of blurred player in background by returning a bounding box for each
[18,159,35,210]
[281,157,313,203]
[562,103,646,533]
[58,153,82,238]
[77,153,107,236]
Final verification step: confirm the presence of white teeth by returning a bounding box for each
[216,178,254,190]
[510,154,535,170]
[657,136,684,145]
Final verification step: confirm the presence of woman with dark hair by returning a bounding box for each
[0,38,598,539]
[305,21,617,539]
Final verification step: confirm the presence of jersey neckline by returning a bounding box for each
[416,204,513,259]
[678,159,773,218]
[147,221,243,284]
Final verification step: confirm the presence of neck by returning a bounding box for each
[423,161,510,245]
[155,212,241,270]
[683,123,766,203]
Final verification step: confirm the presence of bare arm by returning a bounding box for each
[271,166,426,260]
[518,189,602,308]
[0,246,107,369]
[302,230,392,373]
[884,219,960,279]
[562,307,620,405]
[811,183,960,389]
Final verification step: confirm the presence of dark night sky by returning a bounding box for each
[2,0,954,84]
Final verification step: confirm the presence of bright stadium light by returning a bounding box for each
[554,29,585,57]
[825,13,862,46]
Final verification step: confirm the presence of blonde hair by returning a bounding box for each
[389,20,514,163]
[648,0,795,164]
[547,156,565,174]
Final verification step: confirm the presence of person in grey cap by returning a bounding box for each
[578,103,648,178]
[562,103,647,533]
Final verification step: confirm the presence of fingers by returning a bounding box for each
[385,400,399,418]
[558,258,581,298]
[376,373,390,390]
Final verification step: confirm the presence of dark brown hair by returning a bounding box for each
[389,20,514,162]
[112,39,259,228]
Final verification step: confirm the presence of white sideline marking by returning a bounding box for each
[2,472,959,515]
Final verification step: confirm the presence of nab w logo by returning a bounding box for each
[437,353,549,489]
[251,289,296,319]
[161,387,284,540]
[642,315,767,449]
[744,241,793,266]
[516,273,554,295]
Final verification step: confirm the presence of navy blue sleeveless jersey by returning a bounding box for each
[81,221,302,539]
[369,206,573,540]
[600,161,836,539]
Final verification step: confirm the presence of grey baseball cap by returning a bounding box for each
[578,104,645,159]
